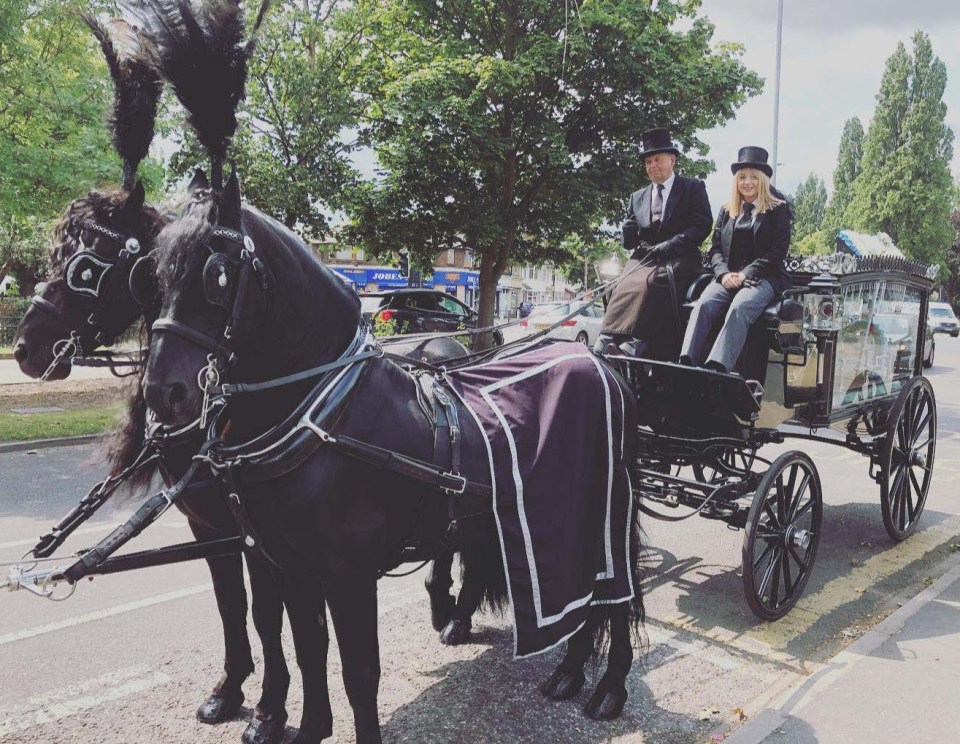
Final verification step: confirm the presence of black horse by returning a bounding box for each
[12,185,334,744]
[140,175,645,744]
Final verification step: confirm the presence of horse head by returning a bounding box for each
[13,13,162,380]
[143,169,361,427]
[13,185,164,379]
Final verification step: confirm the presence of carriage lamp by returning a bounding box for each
[803,271,844,333]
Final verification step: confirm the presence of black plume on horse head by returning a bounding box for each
[125,0,272,185]
[80,14,163,191]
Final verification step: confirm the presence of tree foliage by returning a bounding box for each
[347,0,762,342]
[166,1,361,239]
[823,116,863,235]
[0,0,162,292]
[790,172,827,244]
[843,33,954,267]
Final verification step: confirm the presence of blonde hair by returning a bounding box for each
[724,168,785,217]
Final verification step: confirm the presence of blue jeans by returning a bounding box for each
[680,279,777,372]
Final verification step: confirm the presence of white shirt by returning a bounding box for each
[650,172,676,221]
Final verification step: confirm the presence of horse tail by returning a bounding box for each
[458,515,509,615]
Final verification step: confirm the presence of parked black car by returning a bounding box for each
[518,300,535,318]
[360,289,504,346]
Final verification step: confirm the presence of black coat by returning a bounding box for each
[708,200,791,295]
[602,175,712,352]
[622,175,713,263]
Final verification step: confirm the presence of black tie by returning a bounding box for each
[652,184,664,223]
[736,202,755,231]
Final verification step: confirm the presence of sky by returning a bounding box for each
[696,0,960,213]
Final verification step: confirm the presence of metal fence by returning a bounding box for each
[0,301,28,347]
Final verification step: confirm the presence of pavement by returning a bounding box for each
[723,551,960,743]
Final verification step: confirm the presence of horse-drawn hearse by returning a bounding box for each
[0,0,941,741]
[615,239,938,620]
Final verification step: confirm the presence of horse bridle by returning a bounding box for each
[150,225,268,425]
[32,219,147,381]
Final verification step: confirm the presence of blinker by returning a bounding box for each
[64,252,114,298]
[203,252,240,308]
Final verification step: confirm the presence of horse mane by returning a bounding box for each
[125,0,271,180]
[47,191,164,274]
[80,14,162,190]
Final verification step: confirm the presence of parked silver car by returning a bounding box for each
[521,300,604,346]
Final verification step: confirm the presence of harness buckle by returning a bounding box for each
[442,471,467,495]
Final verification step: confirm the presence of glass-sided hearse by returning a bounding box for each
[607,233,939,620]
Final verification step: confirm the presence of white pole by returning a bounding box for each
[772,0,784,185]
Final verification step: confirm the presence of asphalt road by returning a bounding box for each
[1,336,960,743]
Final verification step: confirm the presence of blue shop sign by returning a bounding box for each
[331,266,479,289]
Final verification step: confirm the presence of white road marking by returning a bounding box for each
[0,583,211,647]
[0,665,172,738]
[0,519,188,551]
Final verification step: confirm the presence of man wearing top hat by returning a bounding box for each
[597,127,713,359]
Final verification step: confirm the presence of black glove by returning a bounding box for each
[644,243,668,261]
[622,220,640,252]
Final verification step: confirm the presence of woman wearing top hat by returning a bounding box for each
[679,146,791,374]
[597,127,713,359]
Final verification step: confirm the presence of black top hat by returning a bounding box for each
[639,128,681,159]
[731,146,773,178]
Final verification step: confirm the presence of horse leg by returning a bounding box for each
[191,519,254,725]
[584,603,633,720]
[284,573,333,744]
[539,617,595,701]
[439,549,484,646]
[325,571,382,744]
[240,553,290,744]
[424,552,456,632]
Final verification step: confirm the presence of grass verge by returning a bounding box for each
[0,404,124,442]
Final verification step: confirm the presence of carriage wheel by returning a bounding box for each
[880,376,937,541]
[742,451,822,621]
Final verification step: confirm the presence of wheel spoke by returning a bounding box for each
[762,498,781,529]
[909,468,925,506]
[752,540,776,572]
[912,437,933,452]
[757,546,781,600]
[792,498,814,522]
[911,406,932,441]
[776,476,787,525]
[787,473,811,520]
[769,549,782,607]
[787,542,808,570]
[781,550,794,597]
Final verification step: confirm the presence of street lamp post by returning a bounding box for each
[771,0,784,185]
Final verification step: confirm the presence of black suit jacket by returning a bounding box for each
[622,175,713,264]
[708,200,791,295]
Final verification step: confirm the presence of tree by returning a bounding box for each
[790,173,827,244]
[348,0,762,345]
[0,0,162,293]
[166,1,361,240]
[557,231,626,289]
[823,116,863,235]
[843,33,954,267]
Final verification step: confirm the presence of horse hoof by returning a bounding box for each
[196,689,245,724]
[291,719,334,743]
[439,619,472,645]
[584,689,628,720]
[539,669,586,700]
[430,594,456,632]
[241,711,288,744]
